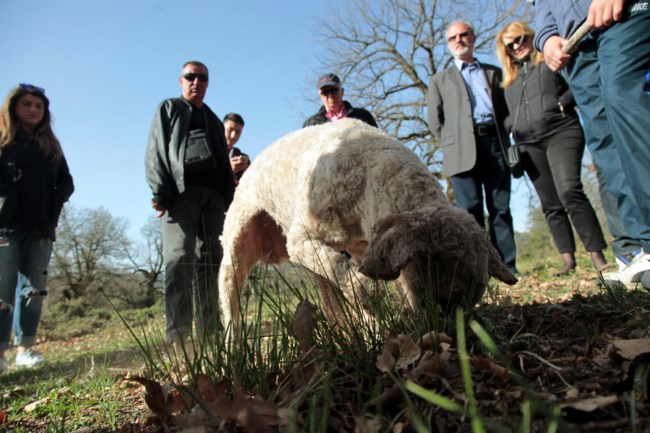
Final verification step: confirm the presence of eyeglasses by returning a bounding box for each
[320,87,340,96]
[182,73,209,83]
[505,35,530,51]
[19,83,45,94]
[447,31,470,42]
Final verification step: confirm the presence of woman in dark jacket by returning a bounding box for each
[0,84,74,371]
[496,21,607,276]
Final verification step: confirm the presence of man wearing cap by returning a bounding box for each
[145,60,235,345]
[303,73,378,128]
[427,21,518,275]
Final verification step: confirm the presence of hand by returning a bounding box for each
[543,36,572,72]
[230,155,249,174]
[151,201,166,218]
[588,0,625,29]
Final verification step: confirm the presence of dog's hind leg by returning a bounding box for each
[219,211,288,332]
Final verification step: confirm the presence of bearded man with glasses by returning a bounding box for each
[427,21,518,275]
[145,60,235,347]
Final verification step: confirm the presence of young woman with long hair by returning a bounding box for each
[496,21,608,276]
[0,84,74,371]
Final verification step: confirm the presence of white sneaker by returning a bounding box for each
[604,252,650,287]
[15,348,46,368]
[615,250,641,272]
[0,357,8,373]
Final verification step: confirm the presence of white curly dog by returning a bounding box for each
[218,119,517,329]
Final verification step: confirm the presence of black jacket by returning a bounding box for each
[0,130,74,240]
[145,97,235,209]
[302,101,378,128]
[503,60,579,144]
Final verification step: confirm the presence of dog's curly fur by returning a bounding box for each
[218,119,517,328]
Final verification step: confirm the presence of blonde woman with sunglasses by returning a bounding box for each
[0,84,74,371]
[496,21,607,276]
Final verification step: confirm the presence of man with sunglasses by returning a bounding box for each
[427,21,518,275]
[535,0,650,288]
[145,60,235,346]
[303,73,377,128]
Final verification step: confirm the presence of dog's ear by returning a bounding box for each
[444,207,518,285]
[359,213,430,280]
[488,245,518,284]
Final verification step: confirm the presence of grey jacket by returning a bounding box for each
[145,97,235,209]
[534,0,590,52]
[427,62,509,177]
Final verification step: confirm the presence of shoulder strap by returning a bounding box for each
[512,65,529,141]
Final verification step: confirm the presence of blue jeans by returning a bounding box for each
[568,7,650,254]
[451,133,517,272]
[0,233,52,351]
[161,186,226,342]
[595,166,641,257]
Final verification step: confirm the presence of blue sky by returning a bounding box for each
[1,0,532,240]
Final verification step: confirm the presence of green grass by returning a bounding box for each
[1,251,647,432]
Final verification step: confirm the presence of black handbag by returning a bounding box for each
[184,129,216,173]
[506,140,524,178]
[507,79,526,179]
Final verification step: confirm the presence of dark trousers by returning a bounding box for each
[568,7,650,254]
[451,133,517,272]
[161,186,226,342]
[519,124,606,254]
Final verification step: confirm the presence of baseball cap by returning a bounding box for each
[317,73,341,90]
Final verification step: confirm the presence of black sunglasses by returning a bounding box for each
[182,73,209,83]
[19,83,45,94]
[506,35,530,51]
[320,87,340,96]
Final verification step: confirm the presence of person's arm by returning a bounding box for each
[426,76,444,140]
[361,110,378,128]
[533,0,572,72]
[50,155,75,226]
[54,155,74,204]
[230,149,250,174]
[533,0,561,50]
[145,101,174,216]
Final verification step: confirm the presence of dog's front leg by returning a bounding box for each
[287,234,383,325]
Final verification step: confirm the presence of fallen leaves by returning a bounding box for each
[562,395,619,413]
[608,338,650,361]
[4,271,650,432]
[123,294,650,432]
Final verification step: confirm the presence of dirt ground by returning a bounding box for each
[3,268,650,433]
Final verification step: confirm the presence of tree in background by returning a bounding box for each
[315,0,531,185]
[49,205,130,301]
[48,205,163,308]
[123,216,164,307]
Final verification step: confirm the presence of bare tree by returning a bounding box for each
[49,205,131,300]
[122,216,164,306]
[316,0,532,172]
